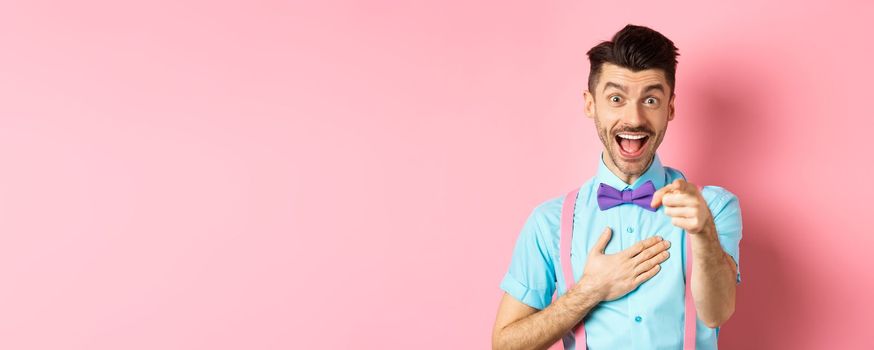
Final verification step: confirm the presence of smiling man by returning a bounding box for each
[491,25,742,350]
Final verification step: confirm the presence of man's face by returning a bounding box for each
[584,63,675,179]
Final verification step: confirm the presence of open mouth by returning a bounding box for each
[614,133,650,159]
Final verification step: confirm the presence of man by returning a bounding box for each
[491,24,742,350]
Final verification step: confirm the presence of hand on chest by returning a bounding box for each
[570,203,688,289]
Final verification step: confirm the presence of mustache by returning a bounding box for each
[613,126,653,136]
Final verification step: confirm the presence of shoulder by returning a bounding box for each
[525,178,596,242]
[700,185,738,206]
[526,193,563,234]
[700,185,742,225]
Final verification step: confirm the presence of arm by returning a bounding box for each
[651,179,738,328]
[492,229,671,350]
[491,282,602,350]
[689,223,737,328]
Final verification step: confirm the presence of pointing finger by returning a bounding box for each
[651,180,681,208]
[661,193,698,208]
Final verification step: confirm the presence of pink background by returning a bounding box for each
[1,1,872,349]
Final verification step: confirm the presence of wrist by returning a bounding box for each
[571,276,607,303]
[689,220,718,242]
[689,222,728,261]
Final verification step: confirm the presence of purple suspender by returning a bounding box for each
[553,188,696,349]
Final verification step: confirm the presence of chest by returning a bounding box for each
[555,194,689,296]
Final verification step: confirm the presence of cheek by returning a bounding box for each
[595,108,623,127]
[596,117,618,139]
[645,110,670,130]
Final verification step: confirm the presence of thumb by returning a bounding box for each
[590,227,613,255]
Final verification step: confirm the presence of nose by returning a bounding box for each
[621,102,646,127]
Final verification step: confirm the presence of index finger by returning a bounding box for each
[650,180,682,208]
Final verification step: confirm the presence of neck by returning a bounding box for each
[601,151,654,186]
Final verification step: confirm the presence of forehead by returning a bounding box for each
[597,63,668,92]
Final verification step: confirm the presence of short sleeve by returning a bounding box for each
[499,207,556,310]
[702,186,743,284]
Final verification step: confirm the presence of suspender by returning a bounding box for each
[554,188,696,350]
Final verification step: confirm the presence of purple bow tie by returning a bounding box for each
[597,180,657,211]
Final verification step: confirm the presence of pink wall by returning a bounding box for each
[1,1,872,349]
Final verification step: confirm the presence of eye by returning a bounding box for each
[644,97,658,105]
[610,95,622,103]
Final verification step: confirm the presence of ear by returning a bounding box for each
[667,93,676,121]
[583,90,595,119]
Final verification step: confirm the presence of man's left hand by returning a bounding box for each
[650,179,714,235]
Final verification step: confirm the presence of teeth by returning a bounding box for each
[617,134,647,140]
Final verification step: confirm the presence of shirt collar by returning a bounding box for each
[595,151,667,191]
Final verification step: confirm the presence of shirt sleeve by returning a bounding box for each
[702,186,743,284]
[499,207,556,310]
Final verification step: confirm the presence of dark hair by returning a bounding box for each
[587,24,680,96]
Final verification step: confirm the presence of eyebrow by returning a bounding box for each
[602,82,626,94]
[602,82,666,95]
[643,84,665,94]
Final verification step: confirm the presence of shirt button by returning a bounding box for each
[634,316,643,323]
[627,227,634,233]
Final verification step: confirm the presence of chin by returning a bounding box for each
[609,147,654,176]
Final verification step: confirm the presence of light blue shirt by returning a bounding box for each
[500,153,742,349]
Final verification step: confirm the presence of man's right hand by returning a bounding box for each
[576,227,671,301]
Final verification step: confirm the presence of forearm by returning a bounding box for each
[689,223,737,328]
[493,283,603,350]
